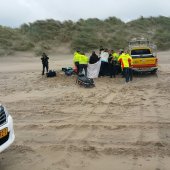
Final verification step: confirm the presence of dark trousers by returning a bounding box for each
[42,64,48,75]
[123,67,130,82]
[99,61,109,76]
[79,64,87,76]
[116,63,121,74]
[109,64,116,78]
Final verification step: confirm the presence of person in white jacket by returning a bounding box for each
[99,49,109,76]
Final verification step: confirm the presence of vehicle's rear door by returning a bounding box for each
[131,48,157,68]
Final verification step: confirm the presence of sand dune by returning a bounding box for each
[0,51,170,170]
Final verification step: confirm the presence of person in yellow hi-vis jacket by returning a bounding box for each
[111,50,120,75]
[79,52,89,76]
[73,50,80,74]
[125,52,133,81]
[118,50,132,83]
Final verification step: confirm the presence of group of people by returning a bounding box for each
[40,48,133,83]
[73,48,133,83]
[73,51,90,76]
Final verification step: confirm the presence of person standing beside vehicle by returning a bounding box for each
[118,50,132,83]
[125,51,133,81]
[41,52,49,75]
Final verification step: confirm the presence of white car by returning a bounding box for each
[0,104,15,153]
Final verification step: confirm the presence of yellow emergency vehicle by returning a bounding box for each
[128,38,158,74]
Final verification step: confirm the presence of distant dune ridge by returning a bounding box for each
[0,16,170,56]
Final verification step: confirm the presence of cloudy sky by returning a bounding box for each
[1,0,170,27]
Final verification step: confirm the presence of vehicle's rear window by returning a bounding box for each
[131,49,151,55]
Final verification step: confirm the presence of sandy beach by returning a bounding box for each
[0,51,170,170]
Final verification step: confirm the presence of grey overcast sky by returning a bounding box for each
[1,0,170,27]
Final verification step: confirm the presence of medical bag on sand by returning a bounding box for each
[62,67,75,76]
[76,74,95,88]
[46,70,56,77]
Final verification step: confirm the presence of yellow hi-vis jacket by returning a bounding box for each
[73,52,80,63]
[79,54,89,64]
[118,53,132,69]
[112,52,119,61]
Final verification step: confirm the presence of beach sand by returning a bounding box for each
[0,51,170,170]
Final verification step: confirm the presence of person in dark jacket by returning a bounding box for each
[99,46,104,55]
[41,52,49,75]
[89,51,100,64]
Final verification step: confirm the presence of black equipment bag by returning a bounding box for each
[46,70,56,77]
[76,74,95,88]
